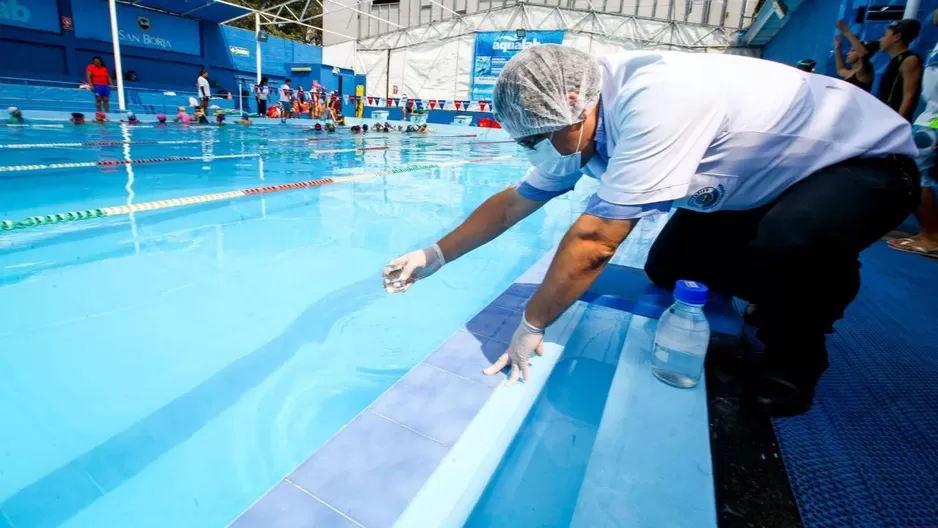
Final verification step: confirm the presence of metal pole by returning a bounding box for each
[107,0,126,111]
[903,0,920,19]
[255,13,262,84]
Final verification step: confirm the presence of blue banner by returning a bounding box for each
[72,0,201,56]
[470,31,565,101]
[0,0,60,32]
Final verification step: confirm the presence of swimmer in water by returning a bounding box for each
[94,111,107,124]
[70,112,85,124]
[174,106,191,124]
[7,107,24,124]
[239,113,252,125]
[156,113,167,125]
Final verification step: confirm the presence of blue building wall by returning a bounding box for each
[762,0,938,95]
[0,0,360,113]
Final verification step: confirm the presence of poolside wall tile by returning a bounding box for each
[228,481,359,528]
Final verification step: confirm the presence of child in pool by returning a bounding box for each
[156,113,167,125]
[215,110,226,125]
[94,112,107,124]
[174,107,191,124]
[70,112,85,124]
[6,107,24,124]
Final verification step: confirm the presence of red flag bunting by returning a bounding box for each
[368,96,374,105]
[349,96,356,103]
[455,101,462,110]
[429,100,437,110]
[479,101,487,111]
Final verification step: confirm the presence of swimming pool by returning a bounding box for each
[0,120,598,527]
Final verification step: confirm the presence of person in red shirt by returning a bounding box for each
[85,56,112,113]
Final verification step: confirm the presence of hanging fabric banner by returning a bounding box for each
[368,97,374,105]
[439,100,447,110]
[455,101,462,110]
[429,100,437,109]
[393,98,400,107]
[469,31,564,101]
[479,101,487,112]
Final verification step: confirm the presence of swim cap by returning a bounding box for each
[178,106,186,112]
[95,112,106,119]
[7,106,18,114]
[156,113,166,121]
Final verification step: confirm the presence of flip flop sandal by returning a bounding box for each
[887,237,916,248]
[888,239,938,259]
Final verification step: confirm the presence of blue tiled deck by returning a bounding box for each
[230,213,738,528]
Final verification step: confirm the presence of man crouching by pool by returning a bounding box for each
[381,45,920,418]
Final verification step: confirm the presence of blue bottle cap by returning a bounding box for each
[674,279,708,306]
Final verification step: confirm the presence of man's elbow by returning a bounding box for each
[568,223,628,269]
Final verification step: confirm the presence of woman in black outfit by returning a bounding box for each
[833,20,876,92]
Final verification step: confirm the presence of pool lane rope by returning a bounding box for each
[0,155,511,231]
[0,153,259,173]
[0,136,340,150]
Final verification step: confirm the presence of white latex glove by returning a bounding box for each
[483,315,544,385]
[382,244,446,294]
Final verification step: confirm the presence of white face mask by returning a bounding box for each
[526,123,586,177]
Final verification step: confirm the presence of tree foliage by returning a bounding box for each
[227,0,323,45]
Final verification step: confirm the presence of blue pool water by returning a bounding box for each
[0,122,597,528]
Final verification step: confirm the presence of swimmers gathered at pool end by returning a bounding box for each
[382,44,920,418]
[7,106,23,124]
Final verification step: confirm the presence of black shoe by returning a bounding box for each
[744,367,824,418]
[705,334,756,396]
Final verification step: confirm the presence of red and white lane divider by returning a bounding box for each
[0,156,511,231]
[0,153,258,173]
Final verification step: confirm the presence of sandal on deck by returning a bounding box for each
[887,238,938,259]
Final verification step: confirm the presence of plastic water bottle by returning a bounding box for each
[651,280,711,388]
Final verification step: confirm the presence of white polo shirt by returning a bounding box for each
[197,75,211,98]
[517,50,917,218]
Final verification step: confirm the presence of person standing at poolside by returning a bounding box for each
[889,9,938,258]
[833,20,877,92]
[878,19,923,122]
[381,45,920,417]
[197,70,211,114]
[255,77,270,117]
[280,79,294,119]
[86,56,112,113]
